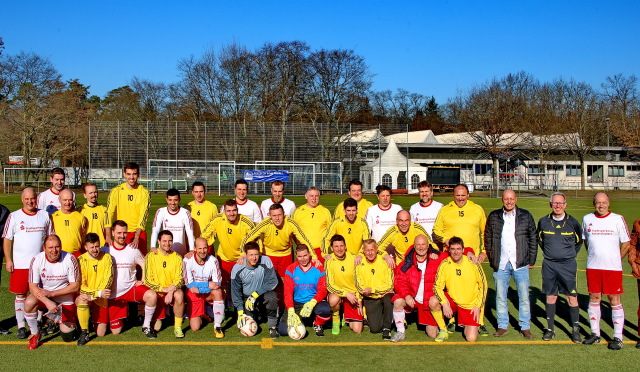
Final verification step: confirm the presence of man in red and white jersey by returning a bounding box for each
[225,179,262,224]
[260,180,296,219]
[23,235,79,349]
[183,237,225,338]
[365,185,403,241]
[37,167,76,215]
[581,192,630,350]
[409,181,443,244]
[102,220,159,338]
[149,188,195,256]
[3,187,53,339]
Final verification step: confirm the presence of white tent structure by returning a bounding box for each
[360,138,426,193]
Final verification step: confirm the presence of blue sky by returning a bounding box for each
[2,0,638,103]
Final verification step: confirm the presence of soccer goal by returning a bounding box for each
[498,172,559,192]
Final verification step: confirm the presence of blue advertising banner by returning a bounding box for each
[242,170,290,182]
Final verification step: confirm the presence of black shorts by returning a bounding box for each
[542,259,577,296]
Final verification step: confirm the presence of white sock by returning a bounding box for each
[612,304,624,340]
[15,297,26,329]
[213,301,224,327]
[588,302,601,336]
[25,312,39,335]
[393,310,405,333]
[143,306,156,328]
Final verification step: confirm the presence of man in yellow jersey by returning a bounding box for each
[292,187,332,263]
[430,236,487,343]
[144,230,185,338]
[355,239,394,340]
[334,180,373,221]
[325,234,363,335]
[105,162,150,253]
[378,210,431,264]
[186,181,218,240]
[52,189,87,257]
[75,233,113,345]
[77,182,108,246]
[322,198,370,257]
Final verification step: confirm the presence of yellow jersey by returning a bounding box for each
[77,203,108,246]
[186,200,218,239]
[334,198,373,221]
[433,256,487,309]
[325,252,358,297]
[432,200,487,254]
[52,210,87,254]
[106,182,150,232]
[322,217,370,255]
[292,204,333,249]
[202,214,255,262]
[378,223,430,263]
[241,217,315,258]
[355,257,394,299]
[78,251,113,306]
[144,250,184,292]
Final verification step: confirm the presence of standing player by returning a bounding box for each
[292,187,333,262]
[538,192,583,342]
[105,162,150,252]
[325,234,363,334]
[183,237,225,338]
[3,188,53,339]
[37,167,76,215]
[279,245,331,337]
[409,181,443,245]
[365,185,403,241]
[378,210,430,264]
[0,202,9,335]
[334,180,373,221]
[102,220,158,338]
[51,189,87,257]
[629,218,640,349]
[581,192,630,350]
[355,239,394,339]
[149,188,195,256]
[260,180,296,218]
[322,198,370,257]
[186,181,218,240]
[390,234,447,342]
[75,233,113,345]
[23,235,80,349]
[144,230,186,338]
[228,179,262,223]
[231,242,279,338]
[431,237,487,343]
[77,182,108,246]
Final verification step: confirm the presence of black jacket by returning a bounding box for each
[484,206,538,271]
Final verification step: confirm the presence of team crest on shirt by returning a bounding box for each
[376,216,379,224]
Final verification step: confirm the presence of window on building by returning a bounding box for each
[457,164,473,170]
[528,164,542,174]
[547,164,564,171]
[411,174,420,189]
[382,174,392,188]
[566,165,581,177]
[627,165,640,171]
[587,165,604,181]
[608,165,625,177]
[475,164,492,175]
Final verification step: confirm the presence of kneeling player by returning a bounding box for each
[23,235,80,349]
[325,234,363,334]
[430,237,487,342]
[184,237,225,338]
[279,245,331,338]
[231,242,279,337]
[76,233,114,345]
[391,234,446,342]
[144,230,185,338]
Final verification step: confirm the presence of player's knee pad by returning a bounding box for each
[314,301,332,318]
[110,319,124,330]
[60,328,78,342]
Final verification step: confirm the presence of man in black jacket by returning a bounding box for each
[0,203,10,335]
[485,190,537,339]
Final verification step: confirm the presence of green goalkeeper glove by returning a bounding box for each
[287,308,301,328]
[244,291,259,311]
[237,313,250,329]
[300,299,317,318]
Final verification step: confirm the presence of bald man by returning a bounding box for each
[377,210,430,264]
[51,189,87,257]
[484,189,537,339]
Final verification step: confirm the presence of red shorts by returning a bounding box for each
[37,302,76,324]
[126,231,147,254]
[341,298,364,322]
[448,299,479,327]
[91,301,109,324]
[267,254,293,278]
[9,269,29,294]
[108,284,151,322]
[186,290,209,318]
[218,258,236,286]
[392,292,437,326]
[587,269,623,295]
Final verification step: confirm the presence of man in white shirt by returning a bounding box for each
[365,185,402,241]
[37,167,76,215]
[228,179,262,224]
[409,181,443,240]
[150,188,195,256]
[260,180,296,219]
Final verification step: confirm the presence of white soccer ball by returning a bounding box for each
[238,316,258,337]
[288,323,306,340]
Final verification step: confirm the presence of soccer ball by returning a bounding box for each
[238,316,258,337]
[288,323,306,340]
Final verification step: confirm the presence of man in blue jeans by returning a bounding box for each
[484,189,538,339]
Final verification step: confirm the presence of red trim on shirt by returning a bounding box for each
[22,208,37,216]
[419,200,433,208]
[235,198,248,206]
[594,212,611,219]
[377,204,393,211]
[50,188,60,196]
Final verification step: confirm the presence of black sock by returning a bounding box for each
[545,303,556,330]
[569,306,580,327]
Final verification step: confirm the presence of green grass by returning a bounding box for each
[1,191,640,368]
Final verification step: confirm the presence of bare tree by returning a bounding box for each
[601,73,639,148]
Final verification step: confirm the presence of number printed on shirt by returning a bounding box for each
[128,195,134,202]
[93,264,98,272]
[459,211,464,217]
[92,213,98,220]
[163,261,167,268]
[227,228,232,234]
[65,219,70,227]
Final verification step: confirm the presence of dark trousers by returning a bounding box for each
[363,293,393,333]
